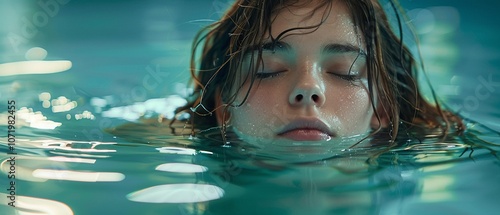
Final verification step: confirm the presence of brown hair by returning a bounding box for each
[171,0,464,142]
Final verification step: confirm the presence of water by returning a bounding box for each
[0,123,499,214]
[1,0,500,214]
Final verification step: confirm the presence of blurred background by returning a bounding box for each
[0,0,499,133]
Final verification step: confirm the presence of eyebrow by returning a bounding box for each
[322,43,366,56]
[261,41,291,52]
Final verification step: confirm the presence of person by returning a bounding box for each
[171,0,464,149]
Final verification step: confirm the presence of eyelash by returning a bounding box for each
[255,71,360,82]
[328,72,360,82]
[255,71,285,79]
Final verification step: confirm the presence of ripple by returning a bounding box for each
[402,143,468,152]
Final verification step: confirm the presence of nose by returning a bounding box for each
[288,75,325,107]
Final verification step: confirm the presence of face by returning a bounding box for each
[225,1,376,149]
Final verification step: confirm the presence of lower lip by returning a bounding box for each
[279,129,331,141]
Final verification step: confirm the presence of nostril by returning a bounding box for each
[312,94,319,102]
[296,94,303,102]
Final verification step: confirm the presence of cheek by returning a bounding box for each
[230,86,280,136]
[322,83,373,136]
[334,86,373,133]
[353,88,372,116]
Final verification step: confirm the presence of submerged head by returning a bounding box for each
[176,0,463,145]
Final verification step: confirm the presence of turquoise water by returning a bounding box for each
[1,0,500,214]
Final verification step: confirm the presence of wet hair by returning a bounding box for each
[171,0,464,143]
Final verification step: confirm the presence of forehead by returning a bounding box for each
[267,0,361,47]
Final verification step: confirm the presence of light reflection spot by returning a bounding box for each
[155,147,213,155]
[0,193,74,215]
[155,163,208,173]
[42,100,51,108]
[39,92,51,101]
[420,175,455,202]
[0,60,72,76]
[32,169,125,182]
[25,47,48,60]
[127,184,224,203]
[156,147,196,155]
[16,107,62,129]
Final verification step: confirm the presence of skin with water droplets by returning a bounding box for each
[229,1,375,143]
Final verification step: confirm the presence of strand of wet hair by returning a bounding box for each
[393,0,453,137]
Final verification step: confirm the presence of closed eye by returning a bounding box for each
[328,72,360,82]
[256,71,286,79]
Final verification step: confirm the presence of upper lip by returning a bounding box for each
[277,118,335,137]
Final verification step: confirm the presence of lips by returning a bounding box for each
[277,118,334,141]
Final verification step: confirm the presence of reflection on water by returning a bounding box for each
[127,183,224,203]
[31,168,124,182]
[0,193,74,215]
[101,95,187,121]
[0,47,72,76]
[14,107,62,129]
[155,163,208,173]
[0,59,72,76]
[0,116,499,214]
[231,126,375,163]
[156,146,213,155]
